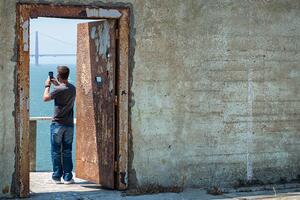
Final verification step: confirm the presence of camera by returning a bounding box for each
[49,71,54,79]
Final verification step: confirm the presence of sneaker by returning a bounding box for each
[63,179,75,184]
[52,179,62,184]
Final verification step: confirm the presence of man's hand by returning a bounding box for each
[50,78,59,86]
[45,77,51,87]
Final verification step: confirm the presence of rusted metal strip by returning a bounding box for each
[16,4,30,198]
[117,8,130,190]
[20,4,125,19]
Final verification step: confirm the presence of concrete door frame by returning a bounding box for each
[16,3,130,197]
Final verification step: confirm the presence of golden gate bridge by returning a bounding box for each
[30,31,76,65]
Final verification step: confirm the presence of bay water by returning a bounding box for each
[30,63,77,171]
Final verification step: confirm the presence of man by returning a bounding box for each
[43,65,76,184]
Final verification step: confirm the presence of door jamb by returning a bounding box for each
[16,3,130,197]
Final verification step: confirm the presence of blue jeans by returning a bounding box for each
[50,122,74,181]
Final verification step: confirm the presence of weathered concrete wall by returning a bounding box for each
[0,0,17,197]
[129,0,300,188]
[0,0,300,197]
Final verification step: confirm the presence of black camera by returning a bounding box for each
[49,71,54,79]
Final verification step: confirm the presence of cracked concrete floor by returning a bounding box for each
[11,172,300,199]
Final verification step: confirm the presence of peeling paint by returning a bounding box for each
[109,77,113,93]
[86,8,122,18]
[90,21,110,61]
[99,22,110,59]
[90,26,97,39]
[22,20,29,51]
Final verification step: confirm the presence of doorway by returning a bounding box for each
[29,17,87,173]
[16,3,130,198]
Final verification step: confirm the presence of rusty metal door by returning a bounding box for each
[76,20,116,189]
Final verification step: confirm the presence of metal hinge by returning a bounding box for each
[115,29,119,39]
[114,95,118,106]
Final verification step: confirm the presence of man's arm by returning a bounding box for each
[43,78,52,102]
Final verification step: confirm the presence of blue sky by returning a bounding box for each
[30,17,97,64]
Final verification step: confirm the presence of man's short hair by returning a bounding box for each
[57,65,69,80]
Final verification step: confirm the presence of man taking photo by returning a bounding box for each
[43,65,76,184]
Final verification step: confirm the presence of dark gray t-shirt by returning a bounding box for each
[50,83,76,126]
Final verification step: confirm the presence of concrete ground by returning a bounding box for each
[13,172,300,199]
